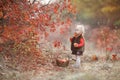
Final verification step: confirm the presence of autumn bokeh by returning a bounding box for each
[0,0,120,80]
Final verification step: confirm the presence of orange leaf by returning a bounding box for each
[44,32,49,38]
[0,47,3,52]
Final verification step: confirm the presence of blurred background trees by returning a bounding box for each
[72,0,120,28]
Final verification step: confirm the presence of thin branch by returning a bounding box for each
[39,0,52,9]
[32,0,36,4]
[0,19,4,34]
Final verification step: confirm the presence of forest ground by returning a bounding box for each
[31,59,120,80]
[0,51,120,80]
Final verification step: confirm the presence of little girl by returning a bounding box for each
[70,25,85,68]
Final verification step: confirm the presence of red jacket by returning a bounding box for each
[70,35,85,53]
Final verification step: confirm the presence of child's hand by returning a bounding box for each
[74,43,78,47]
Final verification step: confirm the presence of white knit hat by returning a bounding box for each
[75,25,85,34]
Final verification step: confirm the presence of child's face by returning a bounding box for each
[75,28,80,34]
[75,28,82,34]
[74,32,81,37]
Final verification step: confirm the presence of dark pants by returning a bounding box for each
[72,51,83,56]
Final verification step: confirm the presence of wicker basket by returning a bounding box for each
[56,58,69,67]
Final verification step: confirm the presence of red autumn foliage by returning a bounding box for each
[53,40,61,48]
[90,26,120,53]
[0,0,76,71]
[106,47,113,52]
[92,55,98,61]
[112,54,118,61]
[0,47,3,52]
